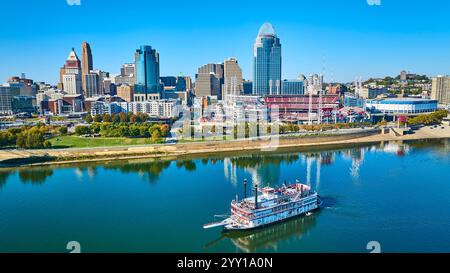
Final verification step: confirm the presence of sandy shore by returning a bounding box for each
[1,126,449,167]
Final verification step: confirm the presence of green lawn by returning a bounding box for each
[49,135,153,149]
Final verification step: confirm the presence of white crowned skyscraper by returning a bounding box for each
[253,23,282,96]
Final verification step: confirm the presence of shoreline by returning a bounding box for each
[1,126,450,168]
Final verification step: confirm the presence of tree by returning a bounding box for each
[58,126,68,135]
[102,114,112,123]
[136,113,148,123]
[151,129,162,143]
[0,131,15,147]
[85,115,93,124]
[75,126,91,136]
[159,124,170,137]
[112,114,121,123]
[16,127,46,149]
[43,141,52,148]
[93,114,102,123]
[129,114,138,123]
[119,112,128,123]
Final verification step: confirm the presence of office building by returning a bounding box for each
[306,74,323,95]
[117,84,134,102]
[61,48,82,95]
[282,80,304,95]
[0,84,20,115]
[115,63,136,86]
[195,63,224,99]
[432,75,450,106]
[81,42,93,96]
[243,81,253,95]
[121,63,135,77]
[358,87,387,99]
[84,73,100,98]
[253,23,282,96]
[223,57,243,99]
[134,45,163,100]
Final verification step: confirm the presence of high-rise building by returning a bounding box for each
[306,74,323,95]
[223,57,243,99]
[400,70,408,82]
[0,84,20,115]
[184,76,193,92]
[115,63,136,87]
[176,76,187,92]
[81,42,93,96]
[253,23,282,96]
[121,63,135,77]
[62,48,82,95]
[432,75,450,106]
[160,76,178,88]
[195,63,224,98]
[282,80,304,95]
[134,45,162,101]
[84,73,100,98]
[243,81,253,95]
[117,84,134,102]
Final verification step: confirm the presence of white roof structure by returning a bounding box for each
[257,22,276,37]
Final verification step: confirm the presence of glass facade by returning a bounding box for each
[253,23,282,97]
[135,45,162,98]
[282,80,304,95]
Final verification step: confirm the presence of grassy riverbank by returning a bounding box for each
[49,136,152,148]
[1,126,450,168]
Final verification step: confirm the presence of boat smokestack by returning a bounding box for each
[244,179,247,199]
[254,184,258,209]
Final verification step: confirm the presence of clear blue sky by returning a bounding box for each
[1,0,449,84]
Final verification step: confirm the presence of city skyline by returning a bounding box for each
[1,0,450,84]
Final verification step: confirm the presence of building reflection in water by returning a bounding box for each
[223,141,416,190]
[1,139,444,190]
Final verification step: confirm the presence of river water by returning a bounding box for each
[0,139,449,253]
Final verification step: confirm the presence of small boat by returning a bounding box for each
[203,179,321,232]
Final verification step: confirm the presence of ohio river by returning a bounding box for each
[0,139,449,253]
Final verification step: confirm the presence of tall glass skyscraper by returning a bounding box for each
[134,45,162,100]
[253,23,282,96]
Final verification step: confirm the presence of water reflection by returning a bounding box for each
[18,168,53,185]
[0,139,448,189]
[103,161,172,183]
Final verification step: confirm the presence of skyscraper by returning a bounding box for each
[223,57,243,99]
[253,23,282,96]
[62,48,82,95]
[195,63,224,99]
[84,73,100,98]
[432,75,450,105]
[134,45,162,101]
[81,42,93,96]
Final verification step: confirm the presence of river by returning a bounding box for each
[0,139,449,253]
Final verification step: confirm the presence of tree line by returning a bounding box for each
[85,113,150,124]
[75,123,170,143]
[408,110,449,126]
[0,126,53,149]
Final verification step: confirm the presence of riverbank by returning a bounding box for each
[1,126,450,168]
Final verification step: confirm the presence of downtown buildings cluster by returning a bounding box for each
[1,23,450,126]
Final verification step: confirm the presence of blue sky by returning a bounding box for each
[1,0,449,84]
